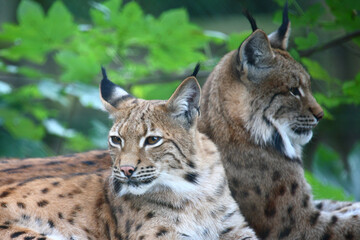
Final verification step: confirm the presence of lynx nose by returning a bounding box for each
[120,165,135,178]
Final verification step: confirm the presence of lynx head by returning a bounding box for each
[213,5,323,160]
[100,68,201,196]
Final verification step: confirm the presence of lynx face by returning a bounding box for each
[227,27,323,160]
[241,41,323,159]
[100,69,201,196]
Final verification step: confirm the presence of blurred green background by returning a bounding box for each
[0,0,359,200]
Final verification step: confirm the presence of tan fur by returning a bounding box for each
[0,76,256,240]
[0,150,111,186]
[198,27,360,239]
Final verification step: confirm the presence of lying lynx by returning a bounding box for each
[198,5,360,240]
[0,69,256,240]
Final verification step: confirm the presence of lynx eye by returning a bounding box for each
[110,136,122,146]
[145,136,162,146]
[289,87,301,97]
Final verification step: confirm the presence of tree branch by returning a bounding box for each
[299,30,360,57]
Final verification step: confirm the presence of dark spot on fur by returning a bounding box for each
[316,202,323,210]
[287,206,293,214]
[52,181,60,186]
[291,182,298,195]
[321,232,331,240]
[253,185,261,195]
[187,160,196,169]
[310,212,320,226]
[146,212,154,219]
[272,171,281,181]
[48,219,54,228]
[125,220,133,234]
[82,160,96,166]
[41,188,49,194]
[264,200,276,218]
[17,202,26,209]
[37,200,49,207]
[58,212,63,219]
[331,215,338,225]
[10,231,26,238]
[302,195,309,208]
[135,223,142,231]
[278,185,286,196]
[0,225,9,229]
[220,227,233,235]
[257,228,270,239]
[22,214,30,220]
[345,232,354,240]
[139,236,145,240]
[1,202,7,208]
[184,172,199,184]
[279,226,292,239]
[156,227,168,237]
[37,237,46,240]
[45,161,63,166]
[0,191,11,198]
[68,219,74,225]
[24,237,36,240]
[240,190,249,199]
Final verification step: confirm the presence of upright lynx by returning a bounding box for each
[0,69,256,239]
[198,5,360,240]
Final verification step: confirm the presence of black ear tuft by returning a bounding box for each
[101,66,108,80]
[191,63,200,77]
[243,9,258,32]
[278,1,289,40]
[268,2,291,50]
[100,67,134,114]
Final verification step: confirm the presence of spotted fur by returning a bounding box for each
[0,150,111,186]
[0,73,256,239]
[198,6,360,240]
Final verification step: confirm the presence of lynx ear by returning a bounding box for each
[239,30,274,82]
[166,76,201,129]
[99,67,135,114]
[268,2,291,50]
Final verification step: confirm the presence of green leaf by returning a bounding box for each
[342,73,360,104]
[132,81,181,100]
[0,109,45,140]
[305,171,354,201]
[301,58,340,84]
[294,32,318,50]
[65,133,95,152]
[227,30,252,51]
[312,144,349,189]
[17,0,44,26]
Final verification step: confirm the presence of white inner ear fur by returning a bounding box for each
[171,86,198,117]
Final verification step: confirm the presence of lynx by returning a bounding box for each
[0,69,256,240]
[198,5,360,240]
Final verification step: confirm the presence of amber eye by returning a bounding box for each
[289,87,301,97]
[145,136,162,146]
[110,136,122,146]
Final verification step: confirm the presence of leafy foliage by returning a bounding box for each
[312,143,360,200]
[0,0,214,156]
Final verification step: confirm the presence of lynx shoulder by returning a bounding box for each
[199,5,360,240]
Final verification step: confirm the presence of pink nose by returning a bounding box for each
[120,165,135,177]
